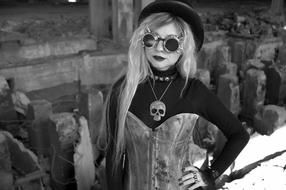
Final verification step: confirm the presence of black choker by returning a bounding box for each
[152,73,177,82]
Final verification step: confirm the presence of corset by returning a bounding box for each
[124,112,207,190]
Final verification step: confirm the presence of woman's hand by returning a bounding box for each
[178,166,215,190]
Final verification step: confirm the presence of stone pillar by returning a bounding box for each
[254,105,286,135]
[74,117,95,190]
[89,0,110,38]
[270,0,284,15]
[12,91,30,116]
[0,171,13,190]
[277,44,286,103]
[254,38,283,61]
[196,69,211,88]
[277,44,286,66]
[226,62,238,76]
[210,44,238,93]
[113,0,134,45]
[217,74,240,116]
[79,88,104,144]
[197,48,208,69]
[240,69,266,123]
[0,133,13,190]
[264,66,281,105]
[229,40,246,69]
[7,132,40,173]
[0,76,17,124]
[49,113,79,190]
[216,44,231,64]
[27,99,53,156]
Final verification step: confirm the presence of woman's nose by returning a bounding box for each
[155,40,164,51]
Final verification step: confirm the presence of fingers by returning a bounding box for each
[179,171,198,187]
[179,166,208,190]
[187,180,205,190]
[179,172,195,182]
[182,165,199,173]
[179,177,196,186]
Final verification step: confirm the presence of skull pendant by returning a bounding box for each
[150,100,166,121]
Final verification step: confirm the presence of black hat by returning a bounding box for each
[139,0,204,51]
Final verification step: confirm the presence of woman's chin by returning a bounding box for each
[149,62,174,71]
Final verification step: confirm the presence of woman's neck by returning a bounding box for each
[150,64,178,82]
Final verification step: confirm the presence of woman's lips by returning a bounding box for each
[153,55,166,61]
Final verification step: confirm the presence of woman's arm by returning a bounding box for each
[180,80,249,190]
[196,80,250,178]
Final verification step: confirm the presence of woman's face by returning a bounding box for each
[144,22,182,71]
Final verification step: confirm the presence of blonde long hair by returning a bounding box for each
[98,12,198,172]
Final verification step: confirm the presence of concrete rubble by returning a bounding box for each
[0,130,45,190]
[217,73,240,116]
[240,68,266,124]
[254,104,286,135]
[1,2,286,190]
[196,69,211,88]
[1,72,103,189]
[12,90,31,116]
[0,76,17,122]
[202,7,285,38]
[74,117,95,190]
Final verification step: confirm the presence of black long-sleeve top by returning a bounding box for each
[105,66,250,190]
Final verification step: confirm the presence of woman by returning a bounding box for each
[96,0,250,189]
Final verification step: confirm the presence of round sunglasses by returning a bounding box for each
[142,31,183,53]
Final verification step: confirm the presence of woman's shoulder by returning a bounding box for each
[184,77,209,92]
[179,77,215,103]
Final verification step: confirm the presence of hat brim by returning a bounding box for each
[139,1,204,51]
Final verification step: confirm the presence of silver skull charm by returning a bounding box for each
[150,100,166,121]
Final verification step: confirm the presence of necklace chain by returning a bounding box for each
[148,78,173,101]
[148,78,173,121]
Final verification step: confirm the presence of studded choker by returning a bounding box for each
[152,73,178,82]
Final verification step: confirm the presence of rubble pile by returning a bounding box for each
[202,7,285,40]
[1,4,286,190]
[196,36,286,134]
[0,131,46,190]
[0,75,103,189]
[188,7,286,189]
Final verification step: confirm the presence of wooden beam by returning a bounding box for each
[133,0,142,29]
[0,53,127,92]
[270,0,284,15]
[113,0,134,45]
[89,0,110,38]
[112,0,119,42]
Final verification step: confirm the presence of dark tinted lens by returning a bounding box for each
[143,34,156,47]
[165,38,179,52]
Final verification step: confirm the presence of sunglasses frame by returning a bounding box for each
[142,28,183,53]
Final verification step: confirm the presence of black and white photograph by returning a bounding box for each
[0,0,285,189]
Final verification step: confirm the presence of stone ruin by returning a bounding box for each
[0,74,104,189]
[1,5,286,190]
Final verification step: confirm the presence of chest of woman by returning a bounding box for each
[123,112,206,190]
